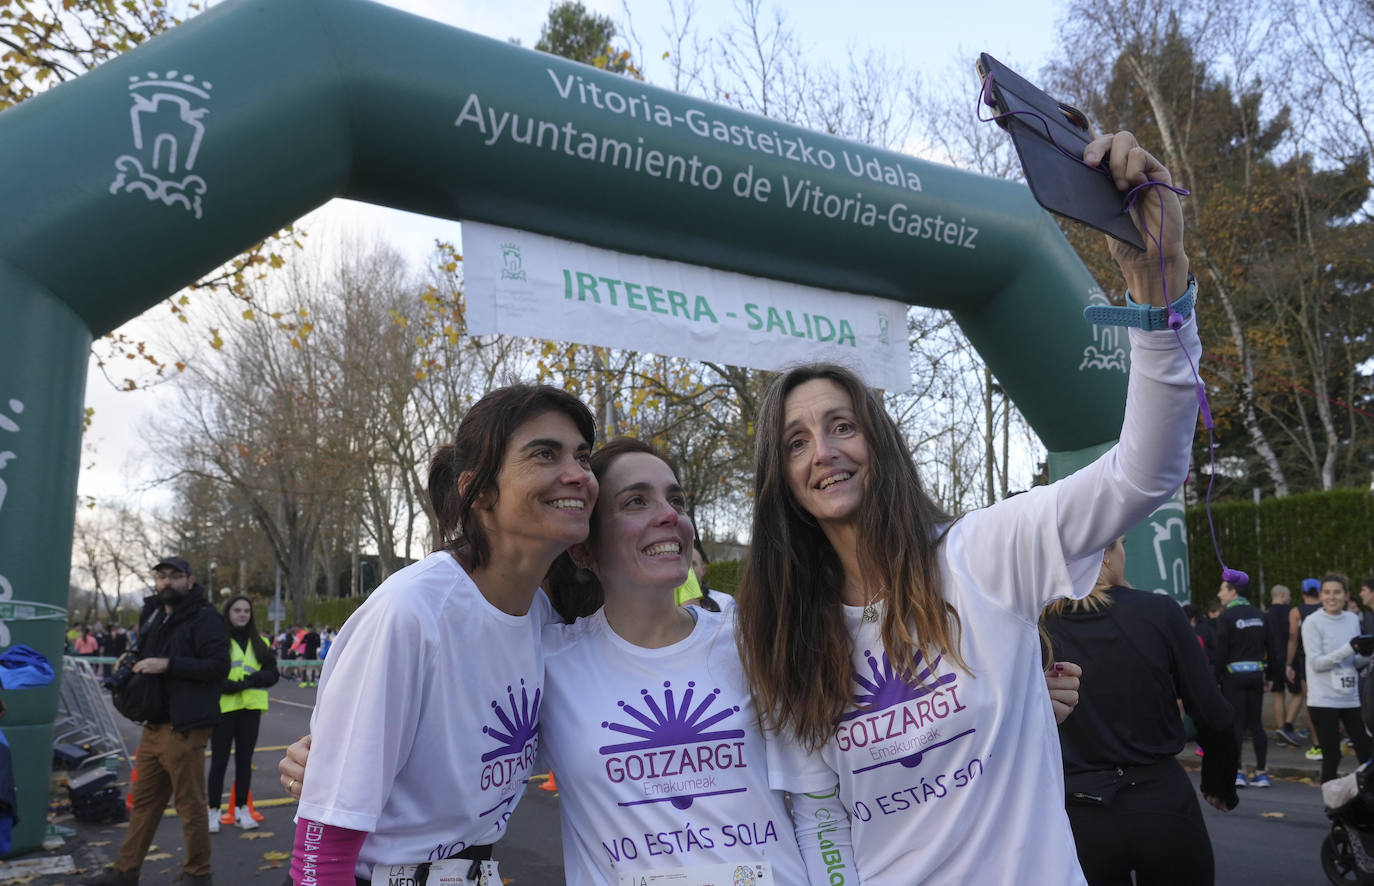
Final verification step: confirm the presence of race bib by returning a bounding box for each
[370,859,500,886]
[617,861,773,885]
[1331,668,1358,694]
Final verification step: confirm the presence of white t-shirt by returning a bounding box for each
[298,552,552,878]
[541,607,824,885]
[766,320,1205,885]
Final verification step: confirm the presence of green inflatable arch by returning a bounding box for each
[0,0,1190,853]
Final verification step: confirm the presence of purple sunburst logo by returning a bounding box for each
[841,649,957,721]
[600,680,745,752]
[481,678,541,762]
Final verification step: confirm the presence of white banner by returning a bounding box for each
[463,222,911,390]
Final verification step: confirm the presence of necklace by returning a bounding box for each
[847,582,885,623]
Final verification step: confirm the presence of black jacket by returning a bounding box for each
[1044,586,1238,808]
[135,584,230,732]
[1214,598,1269,679]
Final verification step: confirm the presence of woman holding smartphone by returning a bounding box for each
[737,130,1208,884]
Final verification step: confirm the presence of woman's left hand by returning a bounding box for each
[1045,661,1083,725]
[1083,131,1188,307]
[279,733,311,799]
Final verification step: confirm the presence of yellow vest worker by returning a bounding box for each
[220,638,270,713]
[208,596,279,832]
[673,569,701,606]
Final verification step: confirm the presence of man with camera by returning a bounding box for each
[90,557,229,886]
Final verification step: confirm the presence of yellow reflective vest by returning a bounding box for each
[221,638,270,713]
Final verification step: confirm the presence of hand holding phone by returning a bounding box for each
[976,52,1146,252]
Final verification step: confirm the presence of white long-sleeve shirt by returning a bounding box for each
[1304,609,1370,708]
[766,317,1204,886]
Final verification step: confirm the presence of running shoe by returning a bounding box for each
[298,681,308,688]
[1251,772,1271,788]
[1275,726,1302,747]
[1306,747,1324,761]
[235,805,259,831]
[1235,772,1249,788]
[208,808,220,834]
[1298,728,1312,739]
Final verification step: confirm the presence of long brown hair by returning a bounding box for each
[736,363,964,751]
[427,384,595,571]
[545,437,681,622]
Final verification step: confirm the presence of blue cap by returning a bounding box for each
[1302,578,1321,594]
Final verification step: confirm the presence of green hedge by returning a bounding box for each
[1187,488,1374,607]
[252,596,368,632]
[706,560,741,596]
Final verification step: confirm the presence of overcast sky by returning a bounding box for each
[77,0,1062,509]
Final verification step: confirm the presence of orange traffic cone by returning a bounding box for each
[538,771,558,792]
[125,745,140,810]
[221,783,267,823]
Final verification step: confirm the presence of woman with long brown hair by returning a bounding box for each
[206,594,279,833]
[736,130,1205,884]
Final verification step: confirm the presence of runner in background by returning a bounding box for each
[1214,580,1270,787]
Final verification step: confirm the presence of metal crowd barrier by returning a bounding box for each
[54,656,130,768]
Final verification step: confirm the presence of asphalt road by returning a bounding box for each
[23,681,1354,885]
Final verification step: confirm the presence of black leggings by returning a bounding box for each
[1221,675,1267,771]
[207,707,263,809]
[1067,758,1214,886]
[1309,705,1372,783]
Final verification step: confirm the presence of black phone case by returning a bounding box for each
[977,53,1145,251]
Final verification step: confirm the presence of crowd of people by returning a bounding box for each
[73,125,1368,886]
[1187,574,1374,787]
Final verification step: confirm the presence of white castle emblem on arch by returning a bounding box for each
[109,70,212,219]
[1079,288,1127,373]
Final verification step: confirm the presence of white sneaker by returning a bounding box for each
[235,805,259,830]
[208,808,220,834]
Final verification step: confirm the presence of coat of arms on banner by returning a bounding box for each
[500,242,528,281]
[109,70,212,219]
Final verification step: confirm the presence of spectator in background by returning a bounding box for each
[299,625,321,688]
[1214,579,1270,788]
[73,626,99,656]
[1197,600,1222,662]
[1043,537,1236,885]
[1287,579,1324,759]
[1359,580,1374,635]
[86,556,229,886]
[1267,586,1304,747]
[207,595,279,833]
[1302,573,1374,783]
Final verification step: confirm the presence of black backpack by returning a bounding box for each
[108,653,168,724]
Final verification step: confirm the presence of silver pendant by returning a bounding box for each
[863,602,879,623]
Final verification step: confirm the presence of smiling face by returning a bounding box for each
[782,378,870,531]
[227,599,252,629]
[1321,580,1348,615]
[584,451,692,598]
[481,410,598,557]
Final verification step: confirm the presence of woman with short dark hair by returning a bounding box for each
[287,384,597,886]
